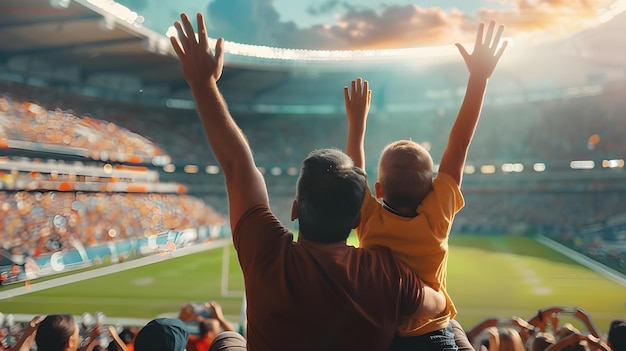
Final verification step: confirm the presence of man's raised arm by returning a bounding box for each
[170,13,268,228]
[344,78,371,170]
[438,21,507,185]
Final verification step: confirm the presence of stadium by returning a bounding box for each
[0,0,625,350]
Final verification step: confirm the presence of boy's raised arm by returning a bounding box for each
[438,21,507,185]
[170,13,268,229]
[344,78,371,170]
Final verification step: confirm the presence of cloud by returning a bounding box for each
[204,0,616,50]
[207,0,290,46]
[310,5,467,49]
[306,0,341,16]
[476,0,615,41]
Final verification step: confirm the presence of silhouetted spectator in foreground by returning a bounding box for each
[134,318,188,351]
[608,319,626,351]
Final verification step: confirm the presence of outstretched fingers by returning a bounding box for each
[493,24,504,48]
[484,21,495,47]
[181,13,197,46]
[455,43,470,62]
[495,40,508,61]
[475,22,485,47]
[197,13,208,50]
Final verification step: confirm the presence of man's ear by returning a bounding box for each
[352,212,361,229]
[291,199,298,221]
[66,334,77,350]
[374,181,384,199]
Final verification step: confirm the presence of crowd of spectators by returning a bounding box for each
[2,301,237,351]
[465,307,625,351]
[0,93,167,164]
[0,191,224,258]
[1,305,624,351]
[3,79,626,171]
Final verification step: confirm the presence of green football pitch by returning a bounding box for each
[0,235,624,332]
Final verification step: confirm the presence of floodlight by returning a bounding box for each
[50,0,71,9]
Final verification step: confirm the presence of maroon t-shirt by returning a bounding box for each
[233,205,423,351]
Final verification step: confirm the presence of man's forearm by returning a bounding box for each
[190,79,255,177]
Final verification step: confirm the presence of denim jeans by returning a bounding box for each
[389,324,459,351]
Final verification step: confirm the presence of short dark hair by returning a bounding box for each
[296,149,366,243]
[35,314,77,351]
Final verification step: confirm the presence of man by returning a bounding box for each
[134,318,188,351]
[170,13,445,351]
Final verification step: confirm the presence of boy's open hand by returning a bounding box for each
[344,78,371,129]
[455,21,507,80]
[170,13,224,88]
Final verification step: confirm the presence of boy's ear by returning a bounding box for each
[291,199,298,221]
[374,181,384,199]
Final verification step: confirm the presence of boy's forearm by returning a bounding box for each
[449,75,488,149]
[438,75,488,184]
[346,125,366,169]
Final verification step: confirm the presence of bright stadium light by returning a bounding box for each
[163,164,175,173]
[533,163,546,172]
[205,165,220,174]
[570,160,595,169]
[502,163,524,173]
[287,167,299,176]
[184,165,199,174]
[480,165,496,174]
[166,99,195,110]
[270,167,282,176]
[50,0,71,9]
[103,164,113,174]
[464,165,476,174]
[602,159,625,168]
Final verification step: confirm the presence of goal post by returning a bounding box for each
[220,244,245,298]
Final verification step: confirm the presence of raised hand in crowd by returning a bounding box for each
[170,13,224,86]
[455,20,507,81]
[11,315,45,351]
[170,13,267,229]
[207,301,235,332]
[438,21,507,185]
[344,77,371,169]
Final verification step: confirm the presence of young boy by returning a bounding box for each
[345,21,507,350]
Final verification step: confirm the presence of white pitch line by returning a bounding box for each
[0,239,232,301]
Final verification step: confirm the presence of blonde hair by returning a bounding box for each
[378,140,433,212]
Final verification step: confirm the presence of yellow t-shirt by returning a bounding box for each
[356,172,464,336]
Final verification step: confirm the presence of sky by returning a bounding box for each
[116,0,623,50]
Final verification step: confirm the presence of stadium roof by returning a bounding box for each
[0,0,461,113]
[0,0,189,93]
[0,0,624,114]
